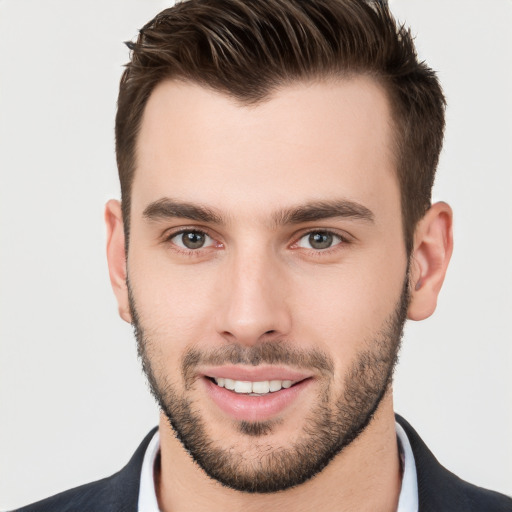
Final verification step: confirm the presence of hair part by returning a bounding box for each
[115,0,446,253]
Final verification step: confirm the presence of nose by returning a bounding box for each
[215,249,292,346]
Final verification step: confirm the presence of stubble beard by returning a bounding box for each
[128,276,410,494]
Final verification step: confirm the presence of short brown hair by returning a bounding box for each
[116,0,445,253]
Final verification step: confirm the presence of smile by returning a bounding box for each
[202,370,313,422]
[210,377,296,395]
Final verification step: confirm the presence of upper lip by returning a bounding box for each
[200,365,313,382]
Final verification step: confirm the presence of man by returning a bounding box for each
[15,0,512,511]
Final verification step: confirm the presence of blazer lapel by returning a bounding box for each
[109,427,159,511]
[396,415,473,512]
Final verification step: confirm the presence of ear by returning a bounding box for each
[408,201,453,321]
[105,199,132,323]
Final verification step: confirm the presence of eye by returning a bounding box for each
[170,230,215,250]
[296,231,343,250]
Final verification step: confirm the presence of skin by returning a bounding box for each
[106,77,453,512]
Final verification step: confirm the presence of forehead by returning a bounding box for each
[133,77,399,224]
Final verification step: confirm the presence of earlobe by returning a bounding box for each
[105,199,132,323]
[407,202,453,321]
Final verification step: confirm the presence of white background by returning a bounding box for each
[1,0,511,509]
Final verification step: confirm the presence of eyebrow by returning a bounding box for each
[273,200,374,225]
[143,198,223,224]
[142,197,374,226]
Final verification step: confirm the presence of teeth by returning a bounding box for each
[234,381,252,393]
[269,380,282,392]
[252,381,270,394]
[224,378,236,390]
[213,378,297,394]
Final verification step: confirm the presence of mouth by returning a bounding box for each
[207,376,299,396]
[200,366,314,422]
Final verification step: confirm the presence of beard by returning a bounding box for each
[128,275,410,494]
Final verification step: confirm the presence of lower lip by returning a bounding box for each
[203,377,312,422]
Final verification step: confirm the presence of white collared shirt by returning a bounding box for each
[396,421,419,512]
[138,422,419,511]
[137,430,161,512]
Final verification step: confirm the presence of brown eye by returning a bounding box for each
[171,230,213,250]
[297,231,342,250]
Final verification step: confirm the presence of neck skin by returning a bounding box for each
[155,391,402,512]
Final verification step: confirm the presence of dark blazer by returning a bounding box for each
[14,416,512,511]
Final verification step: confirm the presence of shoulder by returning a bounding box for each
[13,475,124,512]
[13,428,158,512]
[396,415,512,512]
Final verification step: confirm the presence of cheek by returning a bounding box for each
[127,253,221,346]
[288,253,406,372]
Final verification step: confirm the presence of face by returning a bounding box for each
[125,78,410,492]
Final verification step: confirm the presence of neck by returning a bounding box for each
[156,393,401,512]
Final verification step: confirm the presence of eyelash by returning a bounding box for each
[291,230,349,252]
[164,228,220,256]
[163,228,350,256]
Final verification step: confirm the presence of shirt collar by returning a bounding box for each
[138,429,161,512]
[396,420,419,512]
[138,421,419,512]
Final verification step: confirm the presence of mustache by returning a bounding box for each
[181,342,334,385]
